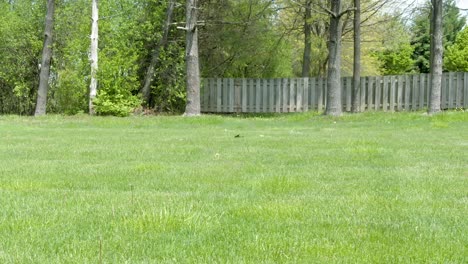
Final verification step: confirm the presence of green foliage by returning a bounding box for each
[54,69,88,115]
[0,1,44,114]
[410,0,466,73]
[444,27,468,72]
[93,89,141,117]
[51,0,90,114]
[375,43,415,75]
[95,46,142,116]
[371,16,415,75]
[151,45,187,113]
[199,0,294,78]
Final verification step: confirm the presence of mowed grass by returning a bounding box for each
[0,111,467,263]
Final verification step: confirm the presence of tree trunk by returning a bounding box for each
[428,0,443,115]
[351,0,360,113]
[89,0,99,115]
[34,0,55,116]
[301,0,312,77]
[325,0,342,116]
[184,0,201,116]
[141,0,176,106]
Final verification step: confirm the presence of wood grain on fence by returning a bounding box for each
[201,73,468,113]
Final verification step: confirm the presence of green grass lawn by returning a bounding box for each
[0,111,467,263]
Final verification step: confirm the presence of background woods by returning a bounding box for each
[0,0,466,116]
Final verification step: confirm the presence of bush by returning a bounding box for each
[93,90,141,117]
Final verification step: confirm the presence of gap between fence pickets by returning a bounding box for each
[200,73,467,113]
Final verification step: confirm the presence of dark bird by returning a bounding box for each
[234,134,240,138]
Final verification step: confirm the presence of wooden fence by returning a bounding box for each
[200,72,468,113]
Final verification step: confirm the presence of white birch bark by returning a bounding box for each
[89,0,99,115]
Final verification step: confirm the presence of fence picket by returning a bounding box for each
[448,72,454,109]
[390,76,396,112]
[375,76,381,111]
[346,77,352,111]
[310,78,316,110]
[465,73,468,108]
[242,79,247,112]
[262,79,268,112]
[404,75,410,110]
[441,74,447,109]
[282,78,288,112]
[412,75,418,110]
[457,72,463,108]
[360,77,366,112]
[302,78,309,112]
[419,74,425,109]
[289,79,295,112]
[382,76,389,111]
[275,79,281,112]
[297,79,303,111]
[367,77,374,110]
[397,76,403,111]
[255,79,261,113]
[317,78,323,111]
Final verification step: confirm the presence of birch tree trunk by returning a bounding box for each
[141,0,176,106]
[325,0,343,116]
[89,0,99,115]
[301,0,312,77]
[351,0,361,113]
[34,0,55,116]
[184,0,201,116]
[428,0,443,115]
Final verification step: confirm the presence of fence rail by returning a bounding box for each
[201,72,468,113]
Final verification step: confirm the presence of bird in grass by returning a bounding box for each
[234,134,241,138]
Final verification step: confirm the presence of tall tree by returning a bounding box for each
[351,0,360,113]
[35,0,55,116]
[184,0,200,116]
[302,0,313,77]
[428,0,443,114]
[141,0,176,106]
[89,0,99,115]
[325,0,349,116]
